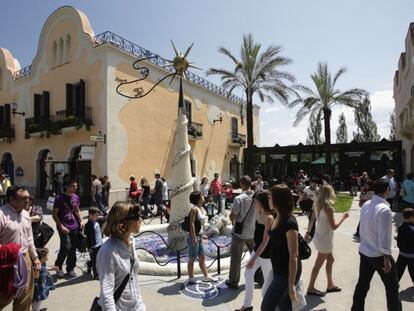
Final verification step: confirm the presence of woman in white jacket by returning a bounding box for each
[97,201,146,311]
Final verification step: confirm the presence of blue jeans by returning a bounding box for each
[187,235,205,258]
[213,194,223,214]
[95,193,106,216]
[261,273,291,311]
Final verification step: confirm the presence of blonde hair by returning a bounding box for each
[103,201,135,238]
[140,177,150,187]
[315,185,336,214]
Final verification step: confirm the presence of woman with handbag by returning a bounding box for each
[95,201,146,311]
[305,185,349,296]
[27,196,54,248]
[236,190,274,311]
[261,184,302,311]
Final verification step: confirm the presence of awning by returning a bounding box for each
[311,157,326,165]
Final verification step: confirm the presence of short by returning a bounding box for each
[187,235,205,258]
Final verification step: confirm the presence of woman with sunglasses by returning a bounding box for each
[96,201,146,311]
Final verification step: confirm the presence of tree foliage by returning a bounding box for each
[353,97,381,142]
[207,33,295,176]
[336,113,348,144]
[306,113,324,145]
[389,109,396,141]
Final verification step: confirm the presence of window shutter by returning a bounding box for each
[0,106,4,128]
[34,94,41,123]
[231,117,238,139]
[43,91,50,121]
[4,104,11,127]
[185,100,192,124]
[66,83,74,115]
[76,79,86,119]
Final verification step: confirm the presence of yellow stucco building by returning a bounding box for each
[0,6,259,205]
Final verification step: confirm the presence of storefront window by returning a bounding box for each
[300,153,312,162]
[370,151,393,161]
[290,154,298,162]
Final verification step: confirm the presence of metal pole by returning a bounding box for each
[176,250,181,279]
[217,246,221,275]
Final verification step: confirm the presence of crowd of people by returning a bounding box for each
[1,167,414,310]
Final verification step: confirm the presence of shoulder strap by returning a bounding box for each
[240,195,254,225]
[114,252,135,303]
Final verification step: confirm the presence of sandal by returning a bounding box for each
[306,289,325,296]
[326,286,342,293]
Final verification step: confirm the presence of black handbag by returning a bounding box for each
[34,222,55,248]
[77,230,88,253]
[90,255,134,310]
[234,199,254,235]
[298,233,311,260]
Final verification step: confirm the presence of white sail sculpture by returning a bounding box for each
[167,78,194,251]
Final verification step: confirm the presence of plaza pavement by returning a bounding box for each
[5,196,413,311]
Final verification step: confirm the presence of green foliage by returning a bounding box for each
[389,109,396,141]
[289,63,367,141]
[353,97,380,142]
[306,113,324,145]
[336,113,348,143]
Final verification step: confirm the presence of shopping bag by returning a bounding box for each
[46,196,55,211]
[292,279,307,311]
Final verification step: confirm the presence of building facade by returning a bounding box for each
[253,139,402,183]
[0,6,259,205]
[394,22,414,175]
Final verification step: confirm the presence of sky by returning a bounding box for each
[1,0,413,146]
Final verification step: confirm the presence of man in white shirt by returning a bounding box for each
[382,169,397,208]
[351,178,402,311]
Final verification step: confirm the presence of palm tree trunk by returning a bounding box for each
[323,108,332,176]
[245,89,255,178]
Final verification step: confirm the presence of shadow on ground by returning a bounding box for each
[302,295,325,311]
[54,273,96,289]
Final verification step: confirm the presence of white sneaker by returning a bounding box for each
[203,276,218,282]
[187,277,197,284]
[67,271,77,278]
[56,270,65,278]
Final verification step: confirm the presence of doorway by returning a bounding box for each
[1,153,14,184]
[70,146,92,207]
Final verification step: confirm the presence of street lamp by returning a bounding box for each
[11,102,25,117]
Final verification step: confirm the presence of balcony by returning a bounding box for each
[54,107,93,132]
[25,117,53,136]
[25,107,93,138]
[187,121,203,140]
[0,125,15,143]
[229,133,246,147]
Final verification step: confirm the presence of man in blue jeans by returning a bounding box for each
[351,178,402,311]
[52,179,83,278]
[91,174,106,216]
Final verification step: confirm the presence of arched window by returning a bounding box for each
[58,38,64,65]
[52,41,57,67]
[64,34,71,62]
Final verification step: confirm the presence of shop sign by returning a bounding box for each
[80,146,95,160]
[344,151,364,157]
[15,167,24,177]
[90,133,106,143]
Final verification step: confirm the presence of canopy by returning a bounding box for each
[311,157,326,165]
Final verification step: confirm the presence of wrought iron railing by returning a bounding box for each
[0,125,15,142]
[13,65,32,80]
[54,106,93,129]
[25,116,53,134]
[93,31,245,105]
[187,121,203,139]
[231,133,246,146]
[134,230,246,279]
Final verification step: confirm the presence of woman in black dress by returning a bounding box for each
[261,184,301,311]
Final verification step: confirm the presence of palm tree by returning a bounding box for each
[289,62,367,173]
[207,33,295,177]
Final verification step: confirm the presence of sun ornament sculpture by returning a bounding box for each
[115,41,201,99]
